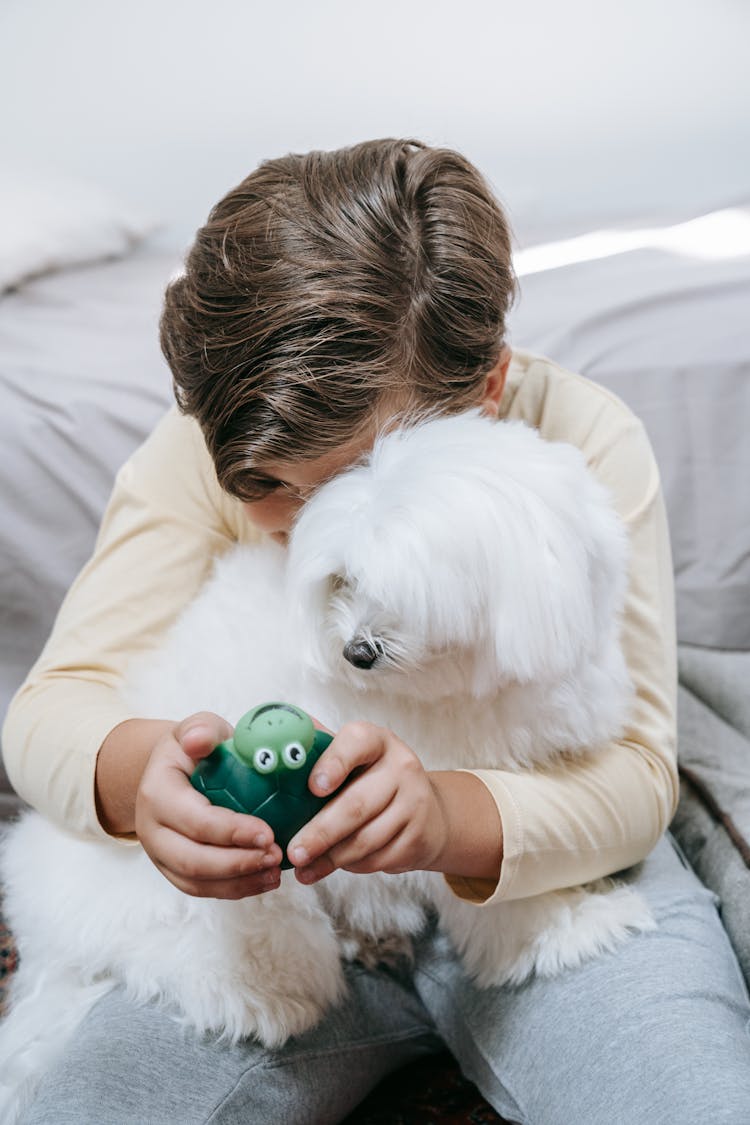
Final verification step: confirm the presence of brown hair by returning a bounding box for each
[160,137,516,501]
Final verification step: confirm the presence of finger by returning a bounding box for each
[139,760,279,853]
[306,721,387,797]
[174,712,234,762]
[294,855,336,886]
[287,770,396,867]
[339,828,416,877]
[328,799,408,870]
[161,789,281,853]
[296,798,408,883]
[157,862,283,900]
[150,822,282,885]
[335,819,416,876]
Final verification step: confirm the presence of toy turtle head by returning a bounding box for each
[232,702,316,774]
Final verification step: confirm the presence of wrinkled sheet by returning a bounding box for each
[672,658,750,985]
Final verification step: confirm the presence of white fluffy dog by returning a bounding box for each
[0,410,655,1117]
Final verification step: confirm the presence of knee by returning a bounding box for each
[576,1032,750,1125]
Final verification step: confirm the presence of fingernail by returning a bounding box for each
[313,773,330,793]
[291,845,309,865]
[254,833,269,848]
[261,852,277,868]
[182,723,207,740]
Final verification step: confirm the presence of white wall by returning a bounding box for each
[2,0,748,250]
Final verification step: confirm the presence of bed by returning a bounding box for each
[1,180,749,1097]
[510,214,750,985]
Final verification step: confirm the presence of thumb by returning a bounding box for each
[175,711,234,762]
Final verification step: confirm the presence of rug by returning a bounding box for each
[341,1050,508,1123]
[0,912,17,1020]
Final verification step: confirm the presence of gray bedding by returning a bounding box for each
[673,656,750,981]
[508,237,750,977]
[0,248,177,751]
[510,239,750,650]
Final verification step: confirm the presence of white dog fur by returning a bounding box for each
[0,411,655,1118]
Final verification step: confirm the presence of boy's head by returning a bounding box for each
[160,137,516,520]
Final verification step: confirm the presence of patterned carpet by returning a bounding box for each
[0,913,18,1019]
[342,1051,508,1123]
[0,915,508,1122]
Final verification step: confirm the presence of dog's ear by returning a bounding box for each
[284,555,338,676]
[285,487,360,675]
[478,434,630,688]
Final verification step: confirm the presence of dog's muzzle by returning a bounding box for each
[342,637,382,669]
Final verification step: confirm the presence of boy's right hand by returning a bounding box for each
[134,712,283,899]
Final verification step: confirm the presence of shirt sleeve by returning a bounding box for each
[445,413,679,905]
[1,407,251,840]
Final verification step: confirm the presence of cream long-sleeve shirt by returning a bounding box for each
[1,349,679,906]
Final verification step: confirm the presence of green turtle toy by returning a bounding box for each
[190,701,335,869]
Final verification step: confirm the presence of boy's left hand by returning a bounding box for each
[287,721,448,883]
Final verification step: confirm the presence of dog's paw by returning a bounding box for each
[440,882,656,989]
[530,883,656,979]
[166,969,347,1048]
[338,928,415,970]
[119,906,350,1049]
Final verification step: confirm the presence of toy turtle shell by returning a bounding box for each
[190,702,334,868]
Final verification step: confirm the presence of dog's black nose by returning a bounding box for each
[343,639,380,669]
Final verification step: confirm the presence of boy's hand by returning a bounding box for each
[135,712,283,899]
[287,721,450,884]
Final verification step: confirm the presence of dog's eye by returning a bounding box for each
[253,747,278,774]
[282,741,307,769]
[331,575,347,592]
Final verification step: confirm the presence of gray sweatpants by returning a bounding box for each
[20,834,750,1124]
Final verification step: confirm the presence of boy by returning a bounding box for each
[5,138,750,1123]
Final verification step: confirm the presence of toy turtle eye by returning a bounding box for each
[281,741,307,769]
[253,747,278,774]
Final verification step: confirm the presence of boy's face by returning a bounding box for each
[243,346,511,546]
[242,427,379,545]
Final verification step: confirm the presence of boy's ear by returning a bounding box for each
[480,345,512,418]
